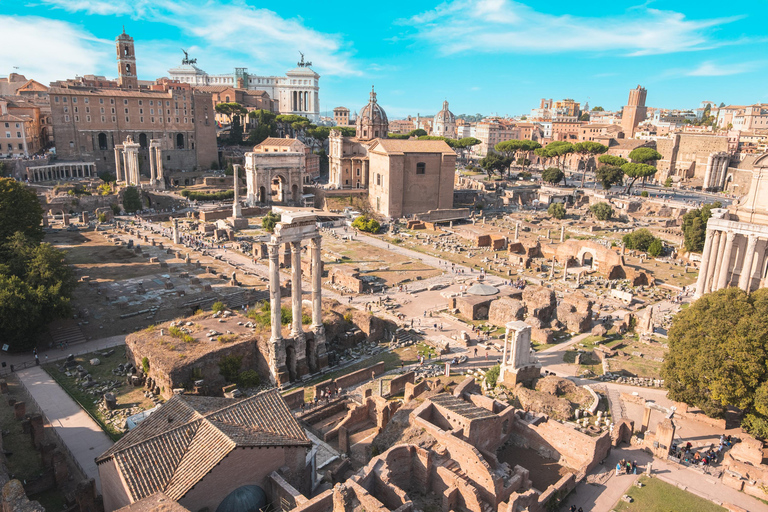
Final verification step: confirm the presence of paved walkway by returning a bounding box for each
[2,335,125,375]
[17,366,114,492]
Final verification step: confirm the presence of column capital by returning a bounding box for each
[726,231,737,242]
[290,240,302,253]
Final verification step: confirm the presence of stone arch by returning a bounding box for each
[138,133,148,148]
[98,132,108,150]
[581,251,594,268]
[258,186,266,204]
[176,133,185,149]
[271,174,287,203]
[291,183,299,204]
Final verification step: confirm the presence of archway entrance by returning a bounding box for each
[176,133,184,149]
[98,133,108,150]
[286,346,297,382]
[271,175,287,203]
[139,133,148,148]
[259,186,266,204]
[582,252,594,268]
[291,184,299,204]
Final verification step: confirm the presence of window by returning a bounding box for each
[54,97,59,103]
[416,162,426,175]
[124,100,128,105]
[65,115,70,122]
[86,107,90,113]
[101,116,105,122]
[84,98,89,104]
[376,174,381,186]
[100,107,104,114]
[86,116,91,122]
[63,97,67,103]
[74,116,79,122]
[99,98,104,104]
[139,109,143,114]
[4,132,9,138]
[111,108,115,114]
[110,99,114,104]
[74,107,78,113]
[126,117,129,122]
[63,106,69,113]
[138,100,143,106]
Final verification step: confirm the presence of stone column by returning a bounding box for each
[695,229,716,297]
[715,231,737,291]
[560,225,565,243]
[704,231,721,294]
[290,241,303,338]
[114,146,123,182]
[562,258,568,282]
[514,222,519,242]
[232,164,242,218]
[268,243,282,342]
[155,145,164,181]
[704,153,714,190]
[149,146,156,185]
[310,236,323,329]
[739,235,758,291]
[710,231,729,293]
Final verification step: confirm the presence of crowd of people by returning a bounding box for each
[670,435,734,468]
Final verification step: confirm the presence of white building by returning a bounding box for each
[168,54,320,122]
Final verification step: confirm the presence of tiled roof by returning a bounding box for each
[371,138,455,154]
[256,137,300,147]
[97,390,309,502]
[115,492,190,512]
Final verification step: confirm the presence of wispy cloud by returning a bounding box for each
[0,16,110,83]
[401,0,745,57]
[37,0,360,77]
[687,60,764,76]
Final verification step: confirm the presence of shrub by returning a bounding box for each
[589,202,613,221]
[664,177,673,187]
[352,215,380,233]
[343,312,354,323]
[262,211,280,233]
[169,325,195,343]
[542,167,564,184]
[648,238,664,257]
[122,186,142,213]
[219,355,243,383]
[640,190,649,197]
[142,357,150,374]
[110,203,120,215]
[219,334,237,343]
[238,370,260,388]
[212,301,226,313]
[547,202,566,219]
[486,365,500,388]
[180,189,234,201]
[622,228,656,252]
[97,212,107,223]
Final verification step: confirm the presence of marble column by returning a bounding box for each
[149,147,156,185]
[695,229,716,297]
[290,241,303,338]
[514,222,519,242]
[268,243,282,342]
[562,258,568,282]
[310,236,323,330]
[232,164,242,218]
[122,151,129,185]
[704,153,715,190]
[560,225,565,243]
[739,235,758,291]
[715,231,737,291]
[711,231,729,292]
[704,231,722,294]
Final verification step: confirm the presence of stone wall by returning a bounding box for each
[199,206,266,222]
[311,362,386,399]
[488,297,525,326]
[329,267,364,293]
[282,388,305,410]
[386,372,415,397]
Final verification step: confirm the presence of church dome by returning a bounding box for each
[434,100,455,123]
[215,485,267,512]
[356,86,388,140]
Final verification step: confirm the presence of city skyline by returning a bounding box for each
[2,0,767,118]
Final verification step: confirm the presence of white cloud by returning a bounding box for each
[687,60,764,76]
[0,16,112,84]
[38,0,359,77]
[401,1,745,56]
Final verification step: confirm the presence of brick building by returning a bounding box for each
[49,30,217,174]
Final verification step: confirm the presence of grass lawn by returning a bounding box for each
[0,376,48,482]
[43,345,156,440]
[613,476,725,512]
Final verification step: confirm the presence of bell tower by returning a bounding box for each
[116,28,138,90]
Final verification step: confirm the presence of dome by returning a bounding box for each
[466,283,499,296]
[434,100,455,123]
[356,86,389,140]
[216,485,267,512]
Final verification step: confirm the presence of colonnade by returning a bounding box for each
[695,216,768,297]
[114,136,164,188]
[27,162,96,182]
[702,152,731,191]
[291,90,313,113]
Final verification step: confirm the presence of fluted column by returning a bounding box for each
[290,241,303,338]
[695,229,716,297]
[114,147,123,182]
[310,236,323,330]
[149,147,156,185]
[268,243,282,342]
[703,231,721,294]
[739,235,758,291]
[715,231,737,291]
[711,231,729,292]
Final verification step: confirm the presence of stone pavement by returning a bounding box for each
[16,366,114,492]
[1,335,125,375]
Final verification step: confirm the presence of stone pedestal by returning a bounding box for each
[13,401,25,420]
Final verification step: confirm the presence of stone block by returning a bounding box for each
[13,401,25,420]
[488,297,525,326]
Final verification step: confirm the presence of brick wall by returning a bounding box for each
[282,388,305,410]
[387,372,415,397]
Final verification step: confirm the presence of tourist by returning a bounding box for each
[474,348,478,358]
[632,460,637,474]
[615,462,621,475]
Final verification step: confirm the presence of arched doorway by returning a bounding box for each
[258,186,266,204]
[286,346,297,382]
[582,252,594,268]
[138,133,148,148]
[271,175,287,203]
[98,133,108,150]
[291,184,299,204]
[176,133,185,149]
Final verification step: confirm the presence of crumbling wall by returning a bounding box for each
[488,298,525,326]
[522,286,556,323]
[387,372,415,397]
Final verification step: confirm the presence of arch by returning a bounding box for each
[286,346,297,382]
[138,133,148,148]
[416,162,426,175]
[271,174,287,203]
[291,183,299,203]
[581,252,594,268]
[98,132,108,150]
[176,133,185,149]
[123,46,129,57]
[258,186,266,204]
[125,63,131,75]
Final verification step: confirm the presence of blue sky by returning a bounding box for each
[2,0,767,118]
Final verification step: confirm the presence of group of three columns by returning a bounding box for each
[695,228,759,296]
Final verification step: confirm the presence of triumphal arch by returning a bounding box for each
[244,137,306,206]
[267,211,328,385]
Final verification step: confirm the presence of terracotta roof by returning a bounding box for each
[47,87,202,99]
[97,390,309,502]
[370,138,454,154]
[0,114,28,122]
[256,137,301,147]
[193,85,233,93]
[115,493,190,512]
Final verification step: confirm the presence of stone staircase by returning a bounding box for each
[48,320,86,347]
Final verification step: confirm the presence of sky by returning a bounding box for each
[2,0,767,119]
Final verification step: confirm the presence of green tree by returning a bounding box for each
[352,215,380,233]
[122,186,142,213]
[595,165,624,190]
[664,177,673,187]
[628,147,663,164]
[622,228,656,252]
[648,238,664,257]
[262,211,280,233]
[216,102,249,144]
[219,355,243,383]
[579,112,590,122]
[0,162,9,178]
[681,202,722,252]
[541,167,565,185]
[591,106,605,112]
[495,139,541,173]
[98,171,116,183]
[589,202,613,221]
[247,109,278,145]
[408,128,428,137]
[598,155,627,167]
[0,178,44,244]
[545,141,574,170]
[547,202,566,219]
[573,141,608,187]
[486,364,500,388]
[622,163,657,195]
[479,152,511,177]
[455,137,481,162]
[662,288,768,430]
